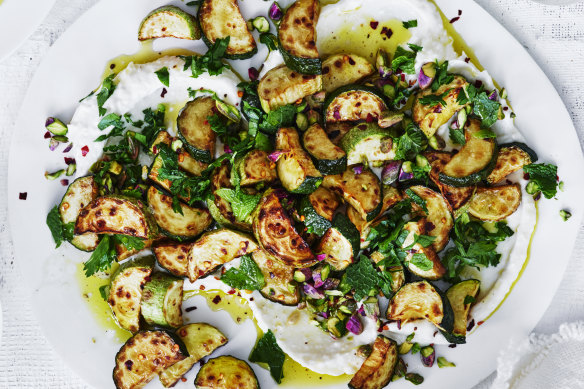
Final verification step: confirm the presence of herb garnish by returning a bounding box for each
[96,74,117,116]
[216,168,261,222]
[394,122,428,160]
[83,234,145,277]
[181,37,230,78]
[391,44,422,75]
[449,126,466,145]
[402,20,418,29]
[418,89,451,107]
[250,330,285,383]
[46,205,74,248]
[458,84,501,127]
[523,163,559,199]
[155,67,170,87]
[220,255,265,290]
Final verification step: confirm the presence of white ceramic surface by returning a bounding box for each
[6,0,584,388]
[0,0,56,62]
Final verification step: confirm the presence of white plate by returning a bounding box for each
[0,0,56,62]
[7,0,584,388]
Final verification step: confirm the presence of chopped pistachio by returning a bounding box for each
[560,209,572,222]
[437,357,456,368]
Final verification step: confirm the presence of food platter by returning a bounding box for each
[0,0,56,62]
[7,0,584,388]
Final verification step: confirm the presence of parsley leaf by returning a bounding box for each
[462,84,501,128]
[524,163,559,199]
[345,255,380,301]
[405,188,428,213]
[96,74,116,116]
[449,127,466,145]
[221,255,265,290]
[394,122,427,160]
[418,89,451,107]
[249,330,285,384]
[46,205,74,248]
[259,105,297,134]
[96,113,126,142]
[402,19,418,29]
[83,235,117,277]
[155,67,170,87]
[141,105,166,147]
[430,61,454,92]
[181,37,230,78]
[115,235,145,251]
[391,45,420,75]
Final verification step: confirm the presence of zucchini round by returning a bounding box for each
[324,84,388,123]
[177,97,217,163]
[59,176,100,251]
[141,272,184,328]
[468,184,522,221]
[138,5,201,41]
[253,249,299,306]
[298,195,331,237]
[195,356,259,389]
[303,123,347,175]
[340,122,395,167]
[426,150,475,211]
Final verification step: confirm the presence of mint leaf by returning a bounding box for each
[83,235,117,277]
[473,129,497,139]
[345,255,380,301]
[155,67,170,87]
[98,113,124,130]
[449,127,466,145]
[249,330,285,384]
[221,255,265,291]
[394,122,427,160]
[524,163,558,199]
[431,61,454,92]
[391,45,420,75]
[259,33,279,51]
[99,285,109,302]
[409,253,433,271]
[259,105,296,134]
[181,37,230,78]
[471,90,500,127]
[405,188,428,213]
[96,74,116,116]
[46,205,65,247]
[216,188,261,222]
[402,20,418,29]
[413,234,436,248]
[418,89,451,107]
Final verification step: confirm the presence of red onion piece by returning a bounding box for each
[418,62,436,89]
[303,284,324,299]
[399,169,414,182]
[381,161,401,185]
[62,143,73,153]
[352,165,363,175]
[224,144,232,154]
[322,278,340,290]
[60,179,69,186]
[319,311,329,319]
[44,131,52,139]
[312,273,324,288]
[81,145,89,156]
[49,138,60,151]
[316,253,327,262]
[268,150,284,162]
[269,2,283,20]
[248,67,259,81]
[64,157,76,165]
[346,314,363,335]
[488,90,498,101]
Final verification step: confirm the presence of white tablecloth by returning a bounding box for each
[0,0,583,388]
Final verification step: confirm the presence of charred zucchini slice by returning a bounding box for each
[487,144,533,184]
[253,249,299,305]
[387,281,454,332]
[234,149,278,186]
[298,187,339,236]
[159,323,228,388]
[324,85,388,123]
[317,213,360,270]
[141,272,184,328]
[138,6,200,41]
[258,64,322,112]
[276,127,323,194]
[75,196,156,239]
[371,251,406,293]
[407,186,453,252]
[153,241,192,277]
[150,131,208,178]
[303,123,347,175]
[252,189,316,268]
[113,330,187,389]
[401,219,445,280]
[445,279,480,343]
[468,184,522,221]
[426,150,475,211]
[278,0,321,75]
[208,161,252,231]
[412,75,469,138]
[186,228,257,282]
[59,176,100,251]
[198,0,257,59]
[149,155,204,203]
[322,166,382,222]
[108,256,155,333]
[147,187,212,240]
[322,54,374,93]
[340,122,395,167]
[439,118,498,187]
[325,121,353,145]
[177,97,218,163]
[195,355,259,389]
[349,336,398,389]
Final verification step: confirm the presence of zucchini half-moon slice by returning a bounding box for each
[407,185,453,252]
[233,149,278,186]
[278,0,321,75]
[252,249,299,306]
[198,0,257,59]
[298,186,340,237]
[324,84,388,123]
[401,219,445,280]
[468,184,522,221]
[303,123,347,175]
[59,176,100,251]
[252,189,316,268]
[195,356,259,389]
[186,228,258,282]
[444,279,480,344]
[486,144,534,184]
[387,281,454,333]
[113,330,187,389]
[258,64,322,112]
[153,240,192,277]
[349,336,398,389]
[439,118,498,187]
[340,122,395,167]
[426,150,475,211]
[208,161,252,231]
[317,213,360,271]
[140,272,184,328]
[177,97,218,163]
[159,323,228,388]
[138,6,201,41]
[75,196,156,239]
[147,187,213,240]
[321,53,374,93]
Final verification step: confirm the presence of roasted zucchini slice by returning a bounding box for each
[159,323,228,388]
[298,196,330,237]
[468,184,522,221]
[348,336,398,389]
[258,64,322,112]
[76,196,156,239]
[317,213,360,270]
[340,122,395,167]
[387,281,454,333]
[195,356,259,389]
[412,75,469,138]
[252,249,299,305]
[439,118,498,187]
[401,219,445,280]
[487,144,534,184]
[138,5,200,41]
[113,330,187,389]
[324,85,388,123]
[108,256,155,333]
[303,123,347,175]
[198,0,257,59]
[115,239,153,262]
[426,150,475,211]
[445,279,480,343]
[186,228,257,282]
[406,186,453,252]
[371,251,405,293]
[59,176,100,251]
[322,53,374,93]
[177,97,218,163]
[325,121,353,145]
[252,189,316,268]
[278,0,321,75]
[153,240,192,277]
[322,166,382,222]
[208,161,252,231]
[150,131,208,177]
[276,127,323,194]
[147,187,212,240]
[233,149,278,186]
[141,272,184,328]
